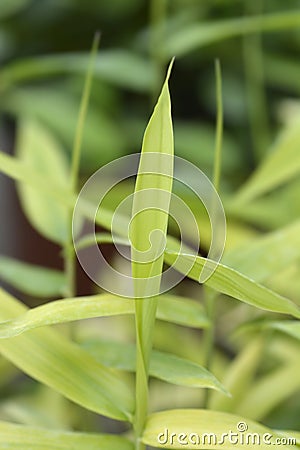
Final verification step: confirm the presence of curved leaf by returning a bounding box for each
[233,120,300,204]
[163,10,300,57]
[0,256,65,297]
[164,241,300,319]
[0,288,134,422]
[0,293,209,339]
[2,50,158,92]
[82,340,227,393]
[0,421,133,450]
[224,220,300,282]
[143,409,297,449]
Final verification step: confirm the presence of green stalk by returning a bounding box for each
[64,32,100,299]
[134,298,157,450]
[243,0,270,163]
[131,62,174,448]
[203,60,223,408]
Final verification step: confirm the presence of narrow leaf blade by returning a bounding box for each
[165,239,300,319]
[0,288,134,422]
[0,256,65,297]
[0,421,133,450]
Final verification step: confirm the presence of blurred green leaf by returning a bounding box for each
[142,409,296,449]
[233,120,300,204]
[0,0,31,20]
[0,150,73,207]
[237,363,300,421]
[227,178,300,230]
[224,220,300,282]
[82,340,227,393]
[3,88,124,171]
[0,256,65,297]
[266,320,300,340]
[16,119,69,244]
[209,338,265,412]
[164,238,300,319]
[0,294,134,339]
[0,420,133,450]
[2,50,158,92]
[276,430,300,446]
[265,54,300,94]
[239,320,300,342]
[156,294,210,328]
[0,288,134,422]
[163,10,300,57]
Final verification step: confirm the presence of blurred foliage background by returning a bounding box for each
[1,0,300,438]
[2,0,300,282]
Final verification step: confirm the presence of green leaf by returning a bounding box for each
[0,288,133,422]
[0,294,134,339]
[0,421,133,450]
[0,256,65,297]
[142,409,296,449]
[209,337,265,412]
[2,50,158,92]
[0,0,31,19]
[16,119,69,244]
[163,10,300,58]
[227,177,300,230]
[82,340,227,394]
[0,150,74,208]
[0,293,209,339]
[131,59,174,436]
[238,320,300,342]
[164,239,300,319]
[156,294,210,329]
[224,220,300,282]
[2,87,125,171]
[233,119,300,204]
[237,363,300,421]
[266,321,300,341]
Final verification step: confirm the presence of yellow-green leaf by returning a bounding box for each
[233,119,300,204]
[164,243,300,319]
[0,256,65,297]
[0,293,209,339]
[16,119,69,244]
[0,421,133,450]
[82,340,227,393]
[0,288,133,422]
[143,409,297,449]
[131,59,174,436]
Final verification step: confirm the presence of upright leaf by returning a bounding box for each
[130,60,174,438]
